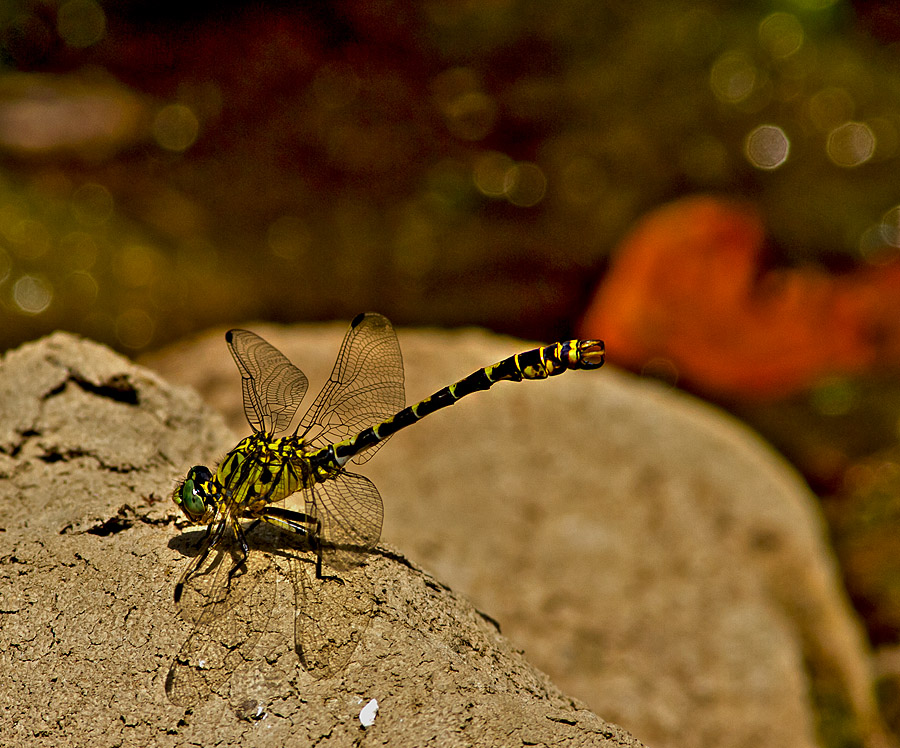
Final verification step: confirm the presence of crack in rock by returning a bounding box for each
[2,428,40,458]
[58,503,175,536]
[36,446,140,474]
[42,368,140,407]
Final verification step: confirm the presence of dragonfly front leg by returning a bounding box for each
[226,517,252,585]
[174,516,229,603]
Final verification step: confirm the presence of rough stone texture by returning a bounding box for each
[146,321,894,748]
[0,332,642,748]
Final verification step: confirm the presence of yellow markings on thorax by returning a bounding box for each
[214,432,315,512]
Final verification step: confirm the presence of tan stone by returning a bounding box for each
[147,320,891,748]
[0,332,641,748]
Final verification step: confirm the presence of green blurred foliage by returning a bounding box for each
[0,0,898,352]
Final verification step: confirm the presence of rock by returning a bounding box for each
[146,321,893,748]
[0,332,641,748]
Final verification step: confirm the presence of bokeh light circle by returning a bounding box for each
[115,308,155,349]
[473,152,515,197]
[268,216,312,260]
[152,105,200,152]
[710,51,757,104]
[826,122,875,167]
[71,183,114,226]
[57,0,106,49]
[880,206,900,247]
[0,248,11,284]
[13,274,53,314]
[758,13,804,60]
[744,125,790,169]
[505,163,547,207]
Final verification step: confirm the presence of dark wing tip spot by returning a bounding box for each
[225,329,235,343]
[350,312,366,328]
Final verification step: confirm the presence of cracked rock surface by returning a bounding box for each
[0,332,642,748]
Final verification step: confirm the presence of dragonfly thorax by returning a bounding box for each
[207,432,321,515]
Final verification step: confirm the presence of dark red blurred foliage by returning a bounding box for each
[580,196,900,400]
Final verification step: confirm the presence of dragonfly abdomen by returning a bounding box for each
[319,338,604,468]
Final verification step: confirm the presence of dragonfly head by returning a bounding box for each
[173,465,217,524]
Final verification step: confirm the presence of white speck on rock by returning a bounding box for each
[359,698,378,728]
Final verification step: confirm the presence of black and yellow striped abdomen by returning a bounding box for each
[312,338,604,472]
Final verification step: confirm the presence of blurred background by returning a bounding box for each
[4,0,900,741]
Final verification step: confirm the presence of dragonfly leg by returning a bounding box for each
[257,506,316,536]
[310,521,345,583]
[226,518,251,586]
[256,505,322,572]
[255,507,336,581]
[174,517,229,602]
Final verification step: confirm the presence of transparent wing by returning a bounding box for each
[291,551,374,679]
[227,329,309,434]
[305,472,383,572]
[297,313,404,465]
[166,531,278,707]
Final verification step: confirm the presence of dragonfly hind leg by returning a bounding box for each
[256,506,329,578]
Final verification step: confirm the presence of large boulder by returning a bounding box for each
[146,320,891,748]
[0,332,641,748]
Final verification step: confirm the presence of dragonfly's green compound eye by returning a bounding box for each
[176,465,213,523]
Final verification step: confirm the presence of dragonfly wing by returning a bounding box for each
[166,531,278,707]
[290,550,374,679]
[298,313,404,465]
[227,329,309,434]
[308,472,383,572]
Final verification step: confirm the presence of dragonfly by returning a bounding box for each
[166,312,604,704]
